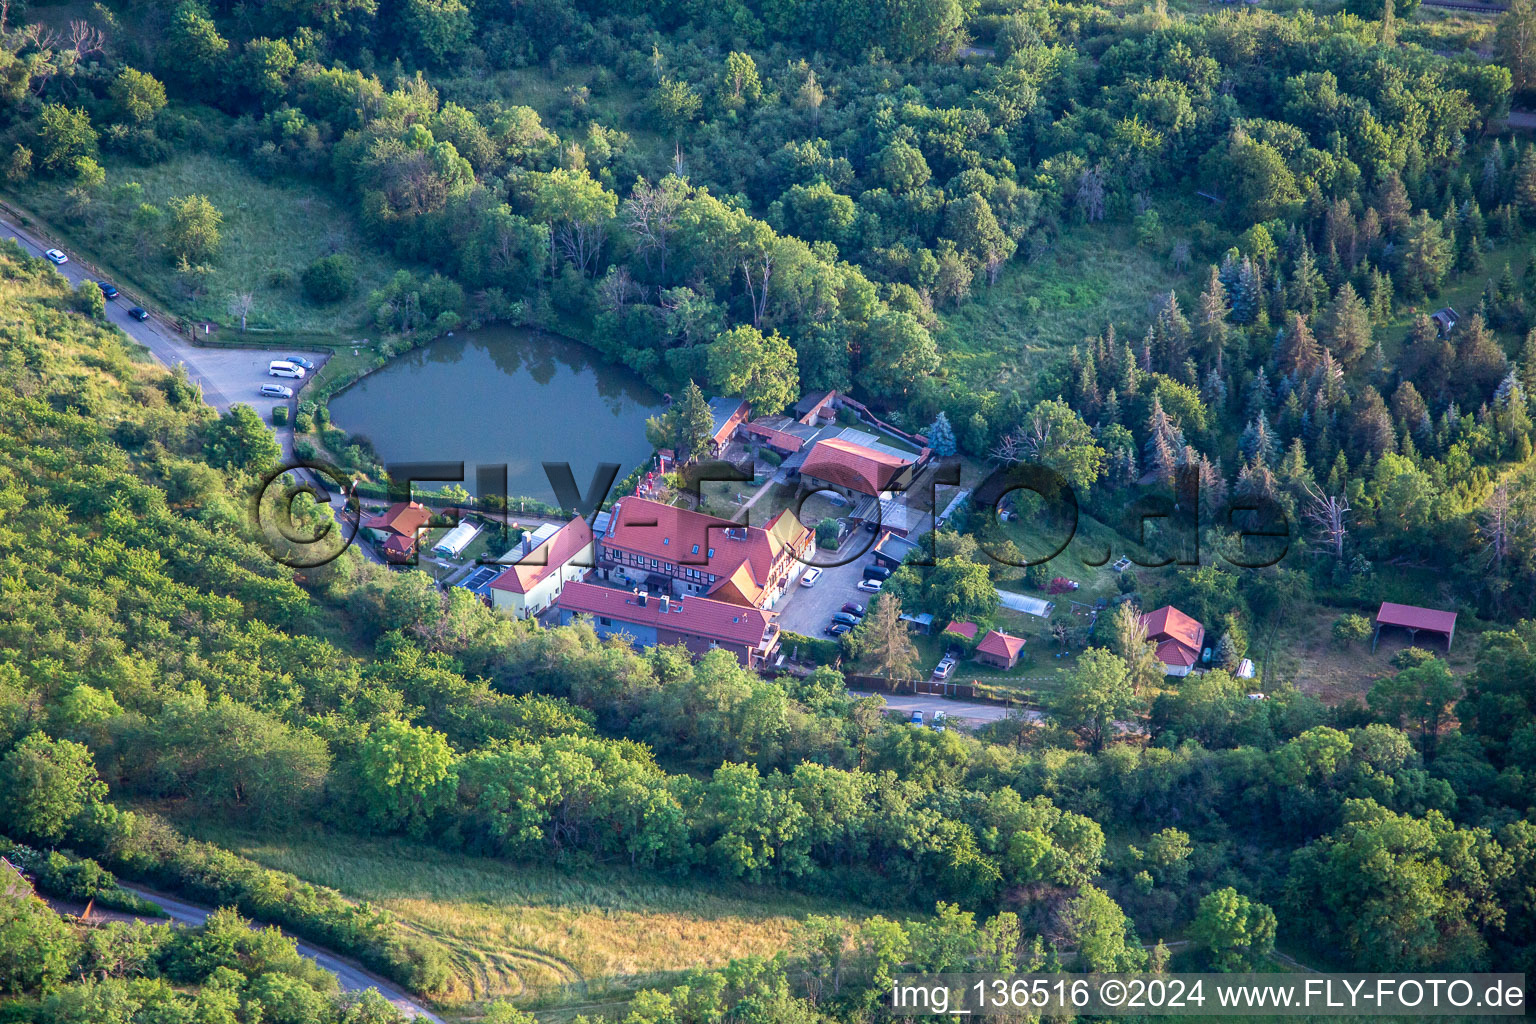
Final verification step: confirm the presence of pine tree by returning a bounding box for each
[1102,388,1122,425]
[1278,437,1315,492]
[1230,257,1261,325]
[1319,281,1373,367]
[1353,385,1397,460]
[1246,366,1273,421]
[1145,394,1184,458]
[1240,411,1279,467]
[1289,245,1324,315]
[1376,171,1411,236]
[926,411,957,456]
[1277,311,1321,376]
[1149,429,1177,485]
[1153,291,1191,369]
[1367,267,1394,323]
[1520,329,1536,398]
[1195,264,1230,368]
[1325,450,1350,493]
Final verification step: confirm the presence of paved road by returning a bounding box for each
[121,885,444,1022]
[0,214,325,427]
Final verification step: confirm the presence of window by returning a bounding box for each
[663,537,669,545]
[691,544,699,554]
[599,616,612,626]
[650,558,658,568]
[707,548,714,558]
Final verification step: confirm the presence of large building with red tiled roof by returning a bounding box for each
[597,496,812,609]
[486,518,595,620]
[554,581,781,668]
[362,501,433,563]
[1141,605,1206,676]
[975,629,1027,670]
[798,437,916,498]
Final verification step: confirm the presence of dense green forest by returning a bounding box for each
[2,0,1536,1015]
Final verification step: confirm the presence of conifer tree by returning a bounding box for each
[926,411,957,456]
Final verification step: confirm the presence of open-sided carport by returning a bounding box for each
[1373,602,1457,653]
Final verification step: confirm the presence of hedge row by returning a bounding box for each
[73,808,454,996]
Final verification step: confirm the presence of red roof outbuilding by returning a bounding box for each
[1374,602,1458,651]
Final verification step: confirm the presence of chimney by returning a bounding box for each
[660,594,670,613]
[637,591,647,607]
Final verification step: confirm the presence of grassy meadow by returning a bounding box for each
[10,149,405,339]
[181,823,884,1013]
[936,220,1203,393]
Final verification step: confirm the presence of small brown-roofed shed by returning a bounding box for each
[1373,602,1458,652]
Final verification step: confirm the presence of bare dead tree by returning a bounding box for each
[989,433,1024,465]
[1303,483,1350,562]
[984,247,1007,286]
[623,177,682,276]
[227,292,254,332]
[596,266,637,312]
[741,248,773,329]
[1075,166,1105,223]
[1480,483,1518,573]
[68,19,105,58]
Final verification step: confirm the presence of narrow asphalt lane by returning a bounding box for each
[0,213,326,445]
[120,885,445,1022]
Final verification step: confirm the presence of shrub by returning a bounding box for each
[294,411,313,433]
[1332,614,1372,646]
[73,280,106,320]
[302,254,357,304]
[271,404,289,426]
[760,449,783,467]
[816,518,841,549]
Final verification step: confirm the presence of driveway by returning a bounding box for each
[0,214,325,440]
[775,526,884,636]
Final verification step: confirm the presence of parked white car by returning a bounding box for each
[801,568,822,587]
[44,249,67,265]
[856,578,884,593]
[268,360,306,378]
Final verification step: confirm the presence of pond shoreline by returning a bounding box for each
[324,325,666,502]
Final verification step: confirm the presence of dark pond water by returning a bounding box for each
[328,327,664,500]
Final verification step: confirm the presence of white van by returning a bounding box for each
[268,360,306,378]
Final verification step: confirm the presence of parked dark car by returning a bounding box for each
[862,565,892,582]
[127,307,150,321]
[98,282,119,300]
[831,612,860,627]
[841,602,865,617]
[285,355,315,370]
[824,622,852,637]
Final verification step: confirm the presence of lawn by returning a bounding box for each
[179,824,882,1014]
[11,149,406,339]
